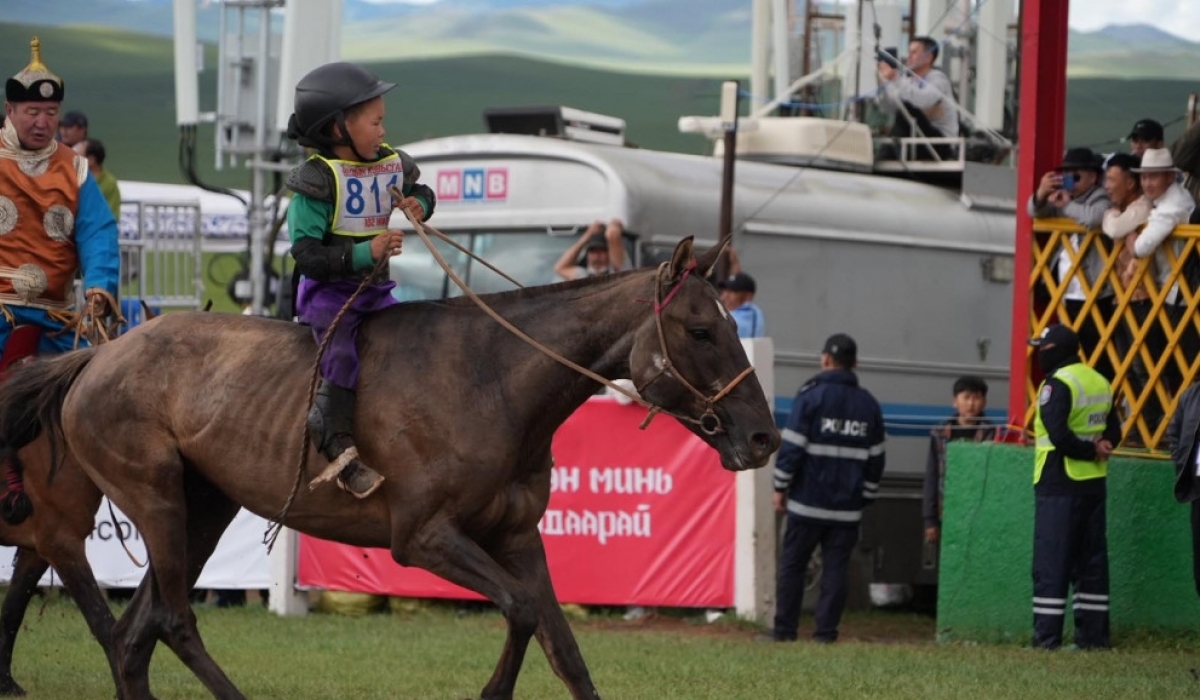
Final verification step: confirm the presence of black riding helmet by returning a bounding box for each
[286,62,395,159]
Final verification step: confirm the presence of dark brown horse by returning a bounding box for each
[0,238,780,700]
[0,438,123,698]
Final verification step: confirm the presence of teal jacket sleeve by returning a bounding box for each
[75,174,120,296]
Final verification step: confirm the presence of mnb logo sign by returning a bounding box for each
[437,168,508,202]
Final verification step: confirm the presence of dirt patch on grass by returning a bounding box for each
[577,608,937,644]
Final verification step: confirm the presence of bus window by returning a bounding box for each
[389,232,471,301]
[468,232,575,293]
[395,230,640,300]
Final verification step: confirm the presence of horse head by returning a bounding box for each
[629,237,781,471]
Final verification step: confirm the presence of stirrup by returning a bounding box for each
[307,447,385,499]
[308,446,361,491]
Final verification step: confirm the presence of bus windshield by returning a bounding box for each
[390,230,635,301]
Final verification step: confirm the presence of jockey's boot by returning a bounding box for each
[306,380,385,499]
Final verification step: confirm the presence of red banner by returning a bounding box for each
[298,397,736,607]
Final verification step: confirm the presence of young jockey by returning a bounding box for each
[284,62,434,499]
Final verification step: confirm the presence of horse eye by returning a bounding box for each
[688,328,714,342]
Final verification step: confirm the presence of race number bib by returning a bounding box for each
[327,153,406,237]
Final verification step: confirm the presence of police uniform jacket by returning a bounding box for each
[1035,363,1122,496]
[773,369,886,525]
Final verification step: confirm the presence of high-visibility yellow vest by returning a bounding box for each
[1033,362,1112,483]
[313,147,404,238]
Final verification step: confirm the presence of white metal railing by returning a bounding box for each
[874,136,968,172]
[118,200,205,324]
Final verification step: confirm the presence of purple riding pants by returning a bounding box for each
[297,278,399,389]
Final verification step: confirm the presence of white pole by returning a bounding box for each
[267,528,309,616]
[843,0,861,121]
[172,0,199,126]
[214,2,227,170]
[751,0,771,115]
[915,0,952,36]
[974,0,1012,131]
[770,0,791,106]
[734,337,777,624]
[249,5,271,316]
[276,0,344,134]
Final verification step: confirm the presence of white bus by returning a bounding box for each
[392,128,1017,593]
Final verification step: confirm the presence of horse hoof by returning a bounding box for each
[0,676,27,697]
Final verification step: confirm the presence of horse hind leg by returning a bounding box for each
[500,532,601,700]
[109,573,160,700]
[0,547,49,696]
[397,521,540,700]
[102,456,246,700]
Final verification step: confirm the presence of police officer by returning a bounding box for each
[1166,380,1200,599]
[762,333,885,643]
[1029,324,1122,650]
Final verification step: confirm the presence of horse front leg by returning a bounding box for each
[397,520,537,700]
[40,536,123,700]
[0,547,48,696]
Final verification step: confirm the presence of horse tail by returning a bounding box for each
[0,347,98,462]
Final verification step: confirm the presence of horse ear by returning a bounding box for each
[695,238,730,278]
[667,236,696,280]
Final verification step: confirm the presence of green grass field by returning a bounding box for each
[9,596,1200,700]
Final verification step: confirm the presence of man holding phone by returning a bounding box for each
[1028,147,1114,378]
[1031,147,1109,220]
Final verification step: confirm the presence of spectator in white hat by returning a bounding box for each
[1131,148,1198,403]
[1132,148,1196,282]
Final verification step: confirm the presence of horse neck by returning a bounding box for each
[487,271,655,432]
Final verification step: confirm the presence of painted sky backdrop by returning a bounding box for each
[2,1,1198,77]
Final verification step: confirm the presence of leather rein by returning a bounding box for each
[391,188,755,436]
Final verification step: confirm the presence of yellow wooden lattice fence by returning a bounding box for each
[1025,219,1200,453]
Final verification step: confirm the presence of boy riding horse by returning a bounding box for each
[285,62,434,498]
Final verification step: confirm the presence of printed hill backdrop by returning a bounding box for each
[3,0,1200,77]
[0,2,1196,189]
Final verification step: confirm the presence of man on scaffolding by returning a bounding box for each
[876,37,959,161]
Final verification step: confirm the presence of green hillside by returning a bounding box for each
[0,23,1195,192]
[6,3,1200,79]
[0,24,229,187]
[342,1,752,75]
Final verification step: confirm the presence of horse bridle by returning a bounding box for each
[633,261,757,436]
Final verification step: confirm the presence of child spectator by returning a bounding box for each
[922,376,996,545]
[718,272,765,339]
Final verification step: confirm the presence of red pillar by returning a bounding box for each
[1008,0,1070,425]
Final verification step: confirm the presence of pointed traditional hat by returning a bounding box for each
[6,37,64,103]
